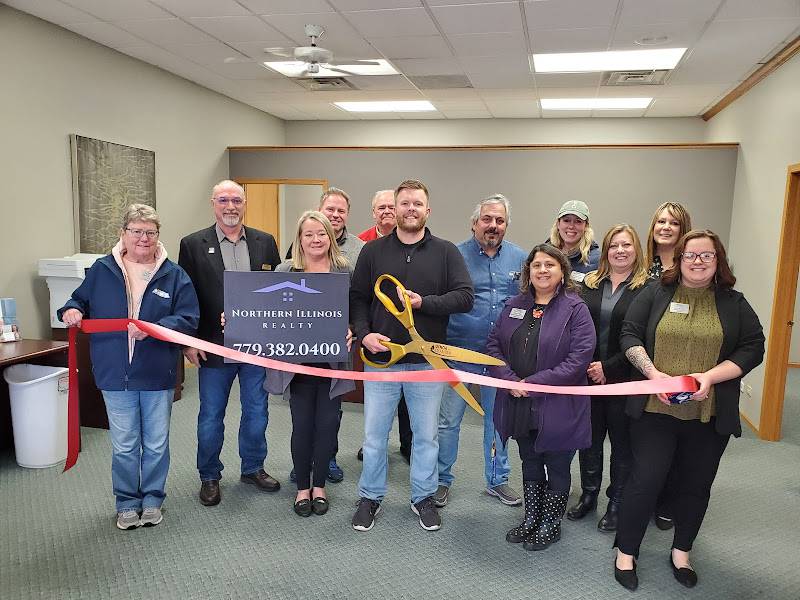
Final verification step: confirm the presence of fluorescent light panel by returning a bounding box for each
[335,101,436,113]
[541,98,652,110]
[264,59,397,78]
[533,48,686,73]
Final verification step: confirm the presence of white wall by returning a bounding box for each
[285,116,708,146]
[705,52,800,428]
[0,7,286,338]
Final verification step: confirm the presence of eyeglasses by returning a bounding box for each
[682,251,716,263]
[125,228,159,239]
[214,196,244,206]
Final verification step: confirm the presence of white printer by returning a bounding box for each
[38,253,103,328]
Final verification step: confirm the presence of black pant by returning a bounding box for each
[516,432,575,493]
[616,412,730,556]
[578,396,632,501]
[289,379,342,490]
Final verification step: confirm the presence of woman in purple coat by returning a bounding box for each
[487,243,596,551]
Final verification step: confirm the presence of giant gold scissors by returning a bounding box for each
[360,274,506,416]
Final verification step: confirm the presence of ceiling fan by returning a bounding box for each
[262,24,383,77]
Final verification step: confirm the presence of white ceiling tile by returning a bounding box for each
[343,8,439,37]
[225,40,299,59]
[347,75,417,90]
[3,0,97,24]
[113,18,216,44]
[441,109,493,119]
[525,0,619,31]
[251,103,309,119]
[329,0,422,10]
[669,18,800,84]
[160,42,245,66]
[463,55,530,74]
[431,2,523,35]
[537,87,600,98]
[656,83,730,99]
[542,109,593,118]
[354,112,404,119]
[120,44,226,83]
[590,108,647,117]
[188,16,284,42]
[618,0,721,26]
[238,0,334,14]
[210,62,289,80]
[487,103,541,118]
[530,27,612,53]
[611,22,706,51]
[468,72,534,89]
[259,12,356,43]
[478,88,539,99]
[149,0,251,18]
[233,80,307,93]
[595,85,660,98]
[645,97,711,116]
[427,0,517,4]
[399,111,443,119]
[393,58,464,76]
[429,98,486,109]
[64,21,147,48]
[421,88,481,99]
[368,35,454,59]
[716,0,800,20]
[449,32,527,57]
[60,0,173,20]
[534,72,602,88]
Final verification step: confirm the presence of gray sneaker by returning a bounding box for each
[116,510,141,530]
[140,507,163,527]
[433,485,450,507]
[486,483,522,506]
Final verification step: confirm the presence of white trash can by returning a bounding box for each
[3,364,69,468]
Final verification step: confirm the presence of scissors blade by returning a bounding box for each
[415,342,505,366]
[424,354,485,416]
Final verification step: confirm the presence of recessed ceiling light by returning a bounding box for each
[264,59,397,78]
[540,98,653,110]
[532,48,686,73]
[334,101,436,112]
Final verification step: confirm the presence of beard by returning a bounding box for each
[397,213,427,233]
[222,213,241,227]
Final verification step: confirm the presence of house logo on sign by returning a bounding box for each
[252,278,322,302]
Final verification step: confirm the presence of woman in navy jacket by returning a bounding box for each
[60,204,199,530]
[487,243,595,552]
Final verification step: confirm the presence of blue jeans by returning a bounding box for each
[197,363,268,481]
[437,363,510,488]
[359,364,445,504]
[102,389,174,512]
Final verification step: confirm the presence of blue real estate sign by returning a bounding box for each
[224,271,349,363]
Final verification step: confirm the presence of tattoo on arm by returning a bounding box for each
[626,346,655,376]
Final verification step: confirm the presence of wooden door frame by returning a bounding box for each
[235,178,328,187]
[759,162,800,441]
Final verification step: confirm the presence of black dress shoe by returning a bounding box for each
[294,498,312,517]
[566,492,597,521]
[311,496,329,516]
[598,501,619,532]
[199,480,221,506]
[240,469,281,492]
[614,557,638,591]
[670,555,698,588]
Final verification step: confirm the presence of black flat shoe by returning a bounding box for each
[294,498,312,517]
[670,555,698,588]
[655,514,674,530]
[311,496,329,516]
[614,557,638,591]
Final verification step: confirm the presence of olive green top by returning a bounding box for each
[646,285,723,421]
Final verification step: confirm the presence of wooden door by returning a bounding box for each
[243,183,280,248]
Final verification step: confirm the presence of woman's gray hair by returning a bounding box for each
[470,194,511,225]
[121,203,160,231]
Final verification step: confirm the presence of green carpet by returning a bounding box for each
[1,367,798,599]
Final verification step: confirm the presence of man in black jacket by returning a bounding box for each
[350,179,474,533]
[178,180,281,507]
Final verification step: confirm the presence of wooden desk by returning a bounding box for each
[0,340,68,451]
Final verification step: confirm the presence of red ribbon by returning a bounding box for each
[64,318,697,471]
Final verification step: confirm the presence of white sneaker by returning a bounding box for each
[116,510,141,530]
[140,507,163,527]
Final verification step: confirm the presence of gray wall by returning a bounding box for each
[230,147,738,252]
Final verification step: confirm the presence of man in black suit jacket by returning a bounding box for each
[178,180,281,507]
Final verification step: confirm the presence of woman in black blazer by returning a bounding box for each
[613,230,765,591]
[567,224,649,532]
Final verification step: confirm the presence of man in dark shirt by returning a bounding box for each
[349,179,474,533]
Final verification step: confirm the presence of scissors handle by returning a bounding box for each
[360,342,407,368]
[374,274,414,329]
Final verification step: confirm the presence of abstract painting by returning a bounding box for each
[70,135,155,253]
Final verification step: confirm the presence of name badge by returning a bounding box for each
[208,247,215,254]
[670,302,690,314]
[261,264,273,271]
[153,289,170,299]
[509,307,526,319]
[570,271,586,283]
